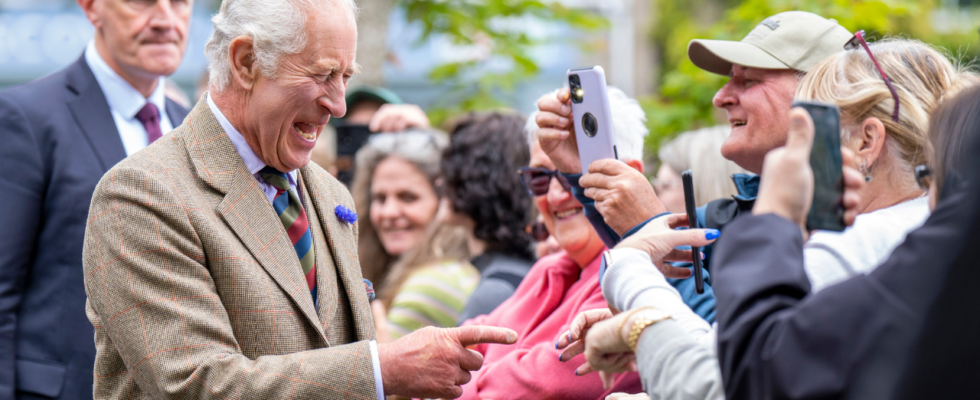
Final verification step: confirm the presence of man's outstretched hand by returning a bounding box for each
[535,89,582,174]
[378,325,518,399]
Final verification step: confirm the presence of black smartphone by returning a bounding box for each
[335,124,372,187]
[794,101,847,232]
[681,170,704,294]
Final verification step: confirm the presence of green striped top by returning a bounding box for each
[387,260,480,339]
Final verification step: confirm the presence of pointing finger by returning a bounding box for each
[453,326,518,347]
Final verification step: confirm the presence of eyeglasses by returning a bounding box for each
[844,30,900,122]
[914,164,931,191]
[526,221,550,242]
[517,167,571,197]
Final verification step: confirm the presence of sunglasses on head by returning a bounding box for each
[844,30,900,122]
[517,167,571,197]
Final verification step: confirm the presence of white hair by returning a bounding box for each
[525,86,648,161]
[205,0,358,91]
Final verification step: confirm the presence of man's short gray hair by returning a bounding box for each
[205,0,358,91]
[525,86,649,161]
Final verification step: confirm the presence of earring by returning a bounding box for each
[860,161,873,183]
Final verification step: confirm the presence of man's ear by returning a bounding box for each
[228,36,257,91]
[625,158,644,174]
[858,117,887,166]
[77,0,101,28]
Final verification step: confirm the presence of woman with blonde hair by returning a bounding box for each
[796,36,979,291]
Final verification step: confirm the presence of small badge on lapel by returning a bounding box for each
[363,278,376,302]
[334,205,357,225]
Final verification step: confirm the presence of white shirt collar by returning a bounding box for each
[84,41,168,120]
[206,93,297,182]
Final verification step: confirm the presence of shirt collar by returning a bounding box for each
[84,41,168,120]
[731,173,760,200]
[206,93,297,183]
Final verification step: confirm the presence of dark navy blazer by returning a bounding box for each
[0,55,189,399]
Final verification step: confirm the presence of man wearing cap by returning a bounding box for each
[533,11,852,257]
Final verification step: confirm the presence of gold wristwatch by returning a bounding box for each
[626,309,671,351]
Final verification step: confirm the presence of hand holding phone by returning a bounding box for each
[681,170,705,294]
[567,66,618,174]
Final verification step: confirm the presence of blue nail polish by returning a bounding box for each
[701,252,706,260]
[555,340,559,349]
[558,353,563,362]
[567,332,572,342]
[705,229,721,240]
[574,370,579,376]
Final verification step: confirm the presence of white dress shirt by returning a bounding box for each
[84,41,174,157]
[205,95,385,400]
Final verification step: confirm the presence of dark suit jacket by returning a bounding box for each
[712,157,979,399]
[0,55,188,400]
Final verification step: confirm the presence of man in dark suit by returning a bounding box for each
[0,0,193,398]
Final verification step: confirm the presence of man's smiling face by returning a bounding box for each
[246,4,357,172]
[712,65,799,174]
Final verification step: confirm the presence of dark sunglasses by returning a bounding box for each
[915,164,931,191]
[526,221,550,242]
[844,30,900,122]
[517,167,571,197]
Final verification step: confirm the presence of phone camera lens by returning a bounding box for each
[569,74,583,104]
[582,112,598,137]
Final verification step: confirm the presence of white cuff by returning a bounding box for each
[369,340,384,400]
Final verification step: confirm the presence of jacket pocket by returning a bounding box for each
[16,357,66,398]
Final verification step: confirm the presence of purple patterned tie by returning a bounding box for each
[135,103,163,144]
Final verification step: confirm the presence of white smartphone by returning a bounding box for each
[567,66,618,174]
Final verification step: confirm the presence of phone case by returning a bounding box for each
[567,66,618,174]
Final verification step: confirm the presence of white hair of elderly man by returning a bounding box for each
[525,86,649,162]
[205,0,359,91]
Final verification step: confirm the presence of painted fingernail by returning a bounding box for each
[558,353,563,362]
[705,229,721,240]
[555,340,559,349]
[567,332,572,342]
[700,252,705,260]
[574,370,579,376]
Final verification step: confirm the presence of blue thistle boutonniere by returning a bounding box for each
[334,205,357,225]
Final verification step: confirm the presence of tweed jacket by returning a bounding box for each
[82,100,377,399]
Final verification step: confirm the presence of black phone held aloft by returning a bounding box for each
[681,170,704,294]
[794,101,847,232]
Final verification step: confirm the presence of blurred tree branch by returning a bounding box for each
[397,0,607,126]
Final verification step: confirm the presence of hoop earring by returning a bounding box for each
[860,161,873,183]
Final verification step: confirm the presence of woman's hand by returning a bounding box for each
[580,159,668,236]
[535,89,583,174]
[615,213,720,279]
[556,308,636,389]
[754,108,864,236]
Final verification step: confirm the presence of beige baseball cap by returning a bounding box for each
[688,11,853,76]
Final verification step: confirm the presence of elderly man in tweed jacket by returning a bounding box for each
[81,1,515,399]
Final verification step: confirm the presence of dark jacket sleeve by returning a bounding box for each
[713,189,974,400]
[0,95,44,398]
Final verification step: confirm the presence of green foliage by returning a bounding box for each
[643,0,979,159]
[397,0,607,127]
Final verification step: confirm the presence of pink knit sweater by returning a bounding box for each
[460,250,642,400]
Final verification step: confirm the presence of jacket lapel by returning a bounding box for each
[182,101,326,340]
[64,56,127,171]
[302,166,377,341]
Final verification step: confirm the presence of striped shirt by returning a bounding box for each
[387,261,480,339]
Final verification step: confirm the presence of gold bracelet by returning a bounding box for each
[616,307,652,348]
[627,311,671,351]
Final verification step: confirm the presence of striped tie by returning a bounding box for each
[259,167,317,307]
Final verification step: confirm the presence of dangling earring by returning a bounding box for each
[860,161,873,183]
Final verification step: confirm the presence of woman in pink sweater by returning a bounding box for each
[458,136,642,399]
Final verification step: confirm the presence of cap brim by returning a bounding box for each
[688,39,792,76]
